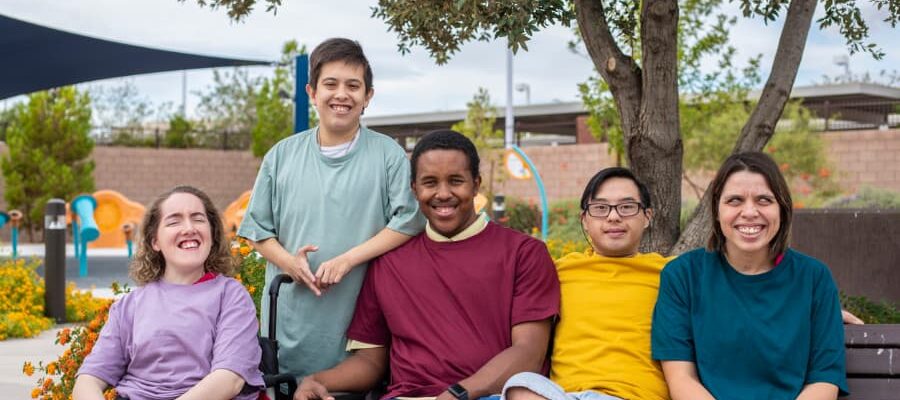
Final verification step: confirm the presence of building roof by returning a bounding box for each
[364,83,900,139]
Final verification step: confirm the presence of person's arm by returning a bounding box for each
[72,374,107,400]
[437,319,552,400]
[249,237,321,296]
[660,361,716,400]
[316,228,413,285]
[294,347,389,400]
[796,382,838,400]
[176,369,246,400]
[841,309,864,325]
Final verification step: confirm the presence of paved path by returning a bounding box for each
[1,245,132,398]
[0,325,75,399]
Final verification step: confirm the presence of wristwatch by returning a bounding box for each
[447,383,469,400]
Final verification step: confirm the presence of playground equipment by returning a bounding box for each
[90,190,145,249]
[503,147,549,241]
[224,190,252,235]
[71,194,99,277]
[122,222,137,259]
[0,210,23,258]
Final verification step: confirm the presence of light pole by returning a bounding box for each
[515,83,530,105]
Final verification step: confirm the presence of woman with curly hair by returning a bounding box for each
[74,186,264,400]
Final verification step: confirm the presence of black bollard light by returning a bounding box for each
[492,194,506,222]
[44,199,67,323]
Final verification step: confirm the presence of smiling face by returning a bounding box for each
[412,149,482,238]
[152,192,213,279]
[306,61,373,139]
[582,177,651,257]
[717,170,781,263]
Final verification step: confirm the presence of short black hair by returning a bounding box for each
[580,167,652,211]
[309,38,373,92]
[410,130,480,183]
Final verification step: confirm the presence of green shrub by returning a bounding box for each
[824,187,900,209]
[841,292,900,324]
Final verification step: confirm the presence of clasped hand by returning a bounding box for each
[287,245,354,296]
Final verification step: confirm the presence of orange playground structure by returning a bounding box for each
[88,190,146,248]
[224,190,252,235]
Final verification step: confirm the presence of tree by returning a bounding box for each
[194,68,261,150]
[251,40,318,157]
[1,87,95,240]
[451,87,505,201]
[89,80,166,147]
[190,0,899,255]
[165,114,196,148]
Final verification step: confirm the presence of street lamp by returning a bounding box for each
[515,83,531,105]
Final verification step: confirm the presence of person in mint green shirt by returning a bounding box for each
[652,152,848,399]
[238,38,424,377]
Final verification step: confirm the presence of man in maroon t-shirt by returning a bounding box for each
[295,130,560,400]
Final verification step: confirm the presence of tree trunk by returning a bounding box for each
[575,0,682,255]
[672,0,818,255]
[633,0,681,254]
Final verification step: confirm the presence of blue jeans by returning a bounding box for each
[501,372,623,400]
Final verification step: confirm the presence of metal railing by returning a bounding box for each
[803,99,900,132]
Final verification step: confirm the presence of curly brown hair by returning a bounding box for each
[130,186,234,285]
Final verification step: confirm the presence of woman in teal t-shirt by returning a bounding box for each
[652,151,848,400]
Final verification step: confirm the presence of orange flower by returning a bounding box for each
[42,378,52,391]
[57,328,71,345]
[23,361,34,377]
[45,362,57,375]
[780,163,790,172]
[239,246,251,257]
[230,246,239,257]
[818,167,831,178]
[30,388,40,399]
[104,389,118,400]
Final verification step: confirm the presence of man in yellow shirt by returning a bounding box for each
[503,167,670,400]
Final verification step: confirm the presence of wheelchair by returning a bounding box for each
[259,274,378,400]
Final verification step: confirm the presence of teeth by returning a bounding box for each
[331,105,350,112]
[737,226,762,234]
[179,240,199,249]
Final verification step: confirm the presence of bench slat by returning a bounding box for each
[846,348,898,377]
[845,325,900,347]
[846,377,899,400]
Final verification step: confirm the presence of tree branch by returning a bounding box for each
[734,0,818,152]
[674,0,818,255]
[573,0,643,136]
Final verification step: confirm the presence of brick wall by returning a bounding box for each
[822,129,900,192]
[91,146,261,211]
[1,128,898,241]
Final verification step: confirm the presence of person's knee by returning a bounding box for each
[506,387,546,400]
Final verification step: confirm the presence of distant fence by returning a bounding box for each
[804,99,900,131]
[91,126,252,151]
[792,209,900,304]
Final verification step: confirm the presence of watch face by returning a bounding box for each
[448,384,468,400]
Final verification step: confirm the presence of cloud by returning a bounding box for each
[1,0,895,120]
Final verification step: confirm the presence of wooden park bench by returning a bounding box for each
[845,324,899,399]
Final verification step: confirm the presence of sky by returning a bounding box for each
[0,0,897,120]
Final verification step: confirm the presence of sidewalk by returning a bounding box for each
[1,243,129,258]
[0,325,74,399]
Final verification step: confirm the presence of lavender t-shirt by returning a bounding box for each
[78,275,264,400]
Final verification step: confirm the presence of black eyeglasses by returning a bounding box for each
[585,202,643,218]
